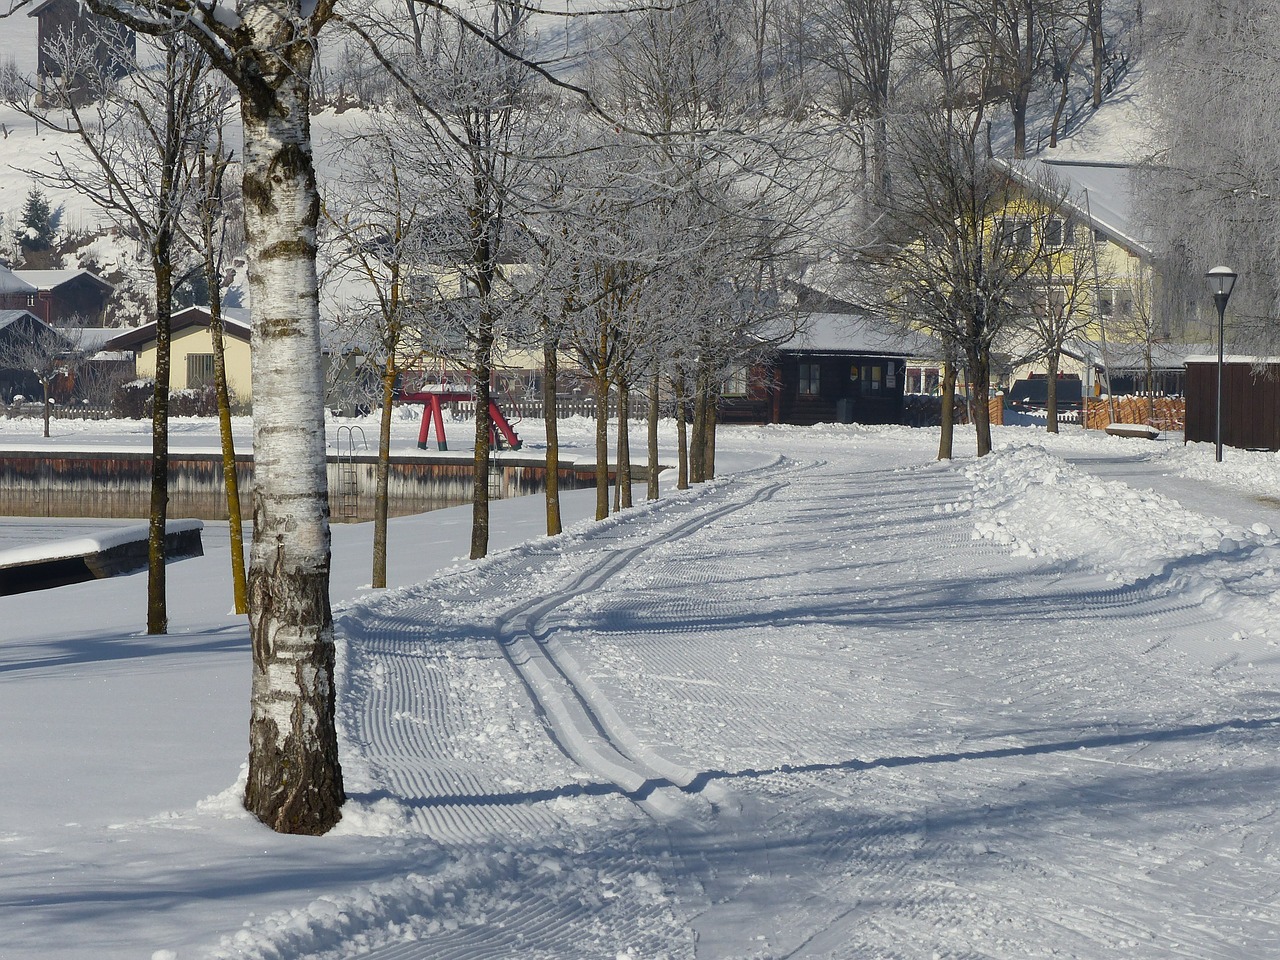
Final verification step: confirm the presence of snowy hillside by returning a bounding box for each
[0,7,37,75]
[0,4,1153,279]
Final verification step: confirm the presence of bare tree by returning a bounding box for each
[1045,4,1088,149]
[6,26,215,635]
[346,0,547,559]
[322,131,432,588]
[1007,192,1101,432]
[4,320,80,437]
[811,0,904,201]
[185,110,249,615]
[969,0,1052,159]
[1087,0,1105,108]
[903,0,992,139]
[1139,0,1280,353]
[879,108,1066,456]
[4,0,353,835]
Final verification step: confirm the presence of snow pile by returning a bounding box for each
[1159,439,1280,494]
[960,441,1280,640]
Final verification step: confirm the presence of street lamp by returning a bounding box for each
[1206,265,1237,463]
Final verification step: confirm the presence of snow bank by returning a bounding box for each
[0,518,203,567]
[959,440,1280,641]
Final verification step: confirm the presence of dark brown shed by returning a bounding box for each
[1185,358,1280,452]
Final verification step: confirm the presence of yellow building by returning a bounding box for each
[997,157,1168,391]
[107,306,254,403]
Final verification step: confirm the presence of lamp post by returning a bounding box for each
[1206,266,1237,463]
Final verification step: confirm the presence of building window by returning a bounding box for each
[723,366,749,397]
[1098,288,1132,319]
[1041,287,1067,320]
[798,362,820,396]
[187,353,216,386]
[26,294,35,307]
[1046,217,1064,248]
[855,363,885,395]
[1003,218,1033,250]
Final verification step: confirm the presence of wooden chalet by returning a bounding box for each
[0,266,38,315]
[28,0,134,104]
[106,306,254,401]
[0,309,68,402]
[2,267,114,326]
[721,313,937,426]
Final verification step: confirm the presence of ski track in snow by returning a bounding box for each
[192,431,1280,960]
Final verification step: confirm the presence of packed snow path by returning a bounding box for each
[296,432,1280,959]
[8,426,1280,959]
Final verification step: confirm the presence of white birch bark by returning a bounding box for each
[236,2,343,835]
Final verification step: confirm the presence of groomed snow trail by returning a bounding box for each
[230,429,1280,959]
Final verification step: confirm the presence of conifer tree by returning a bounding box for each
[19,186,56,252]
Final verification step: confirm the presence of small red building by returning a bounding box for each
[0,266,114,327]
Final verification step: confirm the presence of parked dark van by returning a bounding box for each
[1006,375,1084,411]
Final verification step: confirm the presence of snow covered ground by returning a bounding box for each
[5,415,1280,959]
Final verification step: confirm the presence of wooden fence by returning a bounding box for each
[1185,361,1280,451]
[1083,395,1185,432]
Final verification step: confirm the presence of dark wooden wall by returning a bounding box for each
[720,353,907,426]
[1185,361,1280,452]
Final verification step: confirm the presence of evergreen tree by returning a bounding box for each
[19,187,56,252]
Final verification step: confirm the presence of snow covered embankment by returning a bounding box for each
[954,442,1280,639]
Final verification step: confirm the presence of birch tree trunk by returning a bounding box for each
[542,336,562,536]
[75,0,345,838]
[239,20,343,834]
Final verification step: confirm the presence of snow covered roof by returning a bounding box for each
[784,312,939,358]
[25,0,65,16]
[0,266,37,296]
[0,309,65,344]
[1104,341,1216,370]
[0,309,41,332]
[1062,339,1216,371]
[11,268,114,293]
[61,327,123,352]
[998,158,1152,258]
[1185,354,1280,366]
